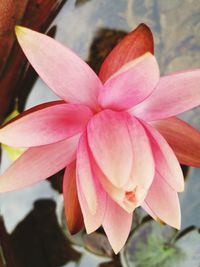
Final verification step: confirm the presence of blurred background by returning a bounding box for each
[0,1,200,266]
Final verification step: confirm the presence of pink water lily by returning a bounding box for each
[0,24,200,253]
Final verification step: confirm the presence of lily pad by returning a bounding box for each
[122,220,200,267]
[83,232,113,257]
[122,220,177,267]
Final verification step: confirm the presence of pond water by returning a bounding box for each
[0,0,200,266]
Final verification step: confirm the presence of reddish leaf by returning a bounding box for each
[99,23,154,83]
[0,0,67,123]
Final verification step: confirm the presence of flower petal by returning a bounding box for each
[76,133,106,233]
[76,169,106,234]
[126,115,155,197]
[141,121,184,192]
[87,110,133,188]
[76,132,98,214]
[0,103,92,147]
[98,53,159,110]
[63,161,84,234]
[90,155,133,213]
[132,70,200,120]
[0,136,79,192]
[102,195,132,254]
[145,171,181,229]
[99,23,154,83]
[151,117,200,167]
[15,26,103,110]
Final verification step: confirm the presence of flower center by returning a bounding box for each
[125,191,136,203]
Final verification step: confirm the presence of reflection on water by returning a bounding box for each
[0,0,200,266]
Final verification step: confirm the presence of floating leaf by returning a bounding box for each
[123,220,177,267]
[123,220,200,267]
[83,232,113,257]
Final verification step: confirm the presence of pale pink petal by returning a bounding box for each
[122,116,155,206]
[0,103,92,147]
[0,136,79,192]
[87,110,132,188]
[132,70,200,120]
[102,195,132,254]
[99,23,154,83]
[15,26,103,110]
[141,121,184,192]
[63,161,84,234]
[98,53,159,110]
[90,155,133,213]
[76,135,106,233]
[76,132,98,214]
[151,117,200,167]
[145,171,181,229]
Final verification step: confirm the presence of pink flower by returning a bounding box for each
[0,24,200,253]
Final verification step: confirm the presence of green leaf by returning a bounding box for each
[122,220,178,267]
[122,220,200,267]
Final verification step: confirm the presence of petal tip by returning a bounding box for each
[15,25,25,37]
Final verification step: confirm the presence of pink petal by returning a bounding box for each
[76,132,98,214]
[87,110,133,188]
[126,115,155,198]
[0,103,92,147]
[76,175,106,234]
[99,23,154,83]
[141,121,184,192]
[15,26,103,110]
[98,53,159,110]
[90,155,132,213]
[151,117,200,167]
[132,70,200,120]
[0,136,79,192]
[102,195,132,254]
[76,134,106,233]
[63,161,84,234]
[145,171,181,229]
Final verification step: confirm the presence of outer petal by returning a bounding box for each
[76,132,98,214]
[63,161,84,234]
[0,103,92,147]
[126,116,155,196]
[132,70,200,120]
[76,133,106,233]
[0,136,79,192]
[102,195,132,254]
[141,121,184,192]
[87,110,133,188]
[151,117,200,167]
[99,23,154,83]
[15,26,103,110]
[144,171,181,229]
[98,53,159,110]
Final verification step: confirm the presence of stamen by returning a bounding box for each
[125,191,136,203]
